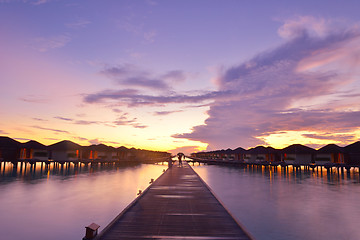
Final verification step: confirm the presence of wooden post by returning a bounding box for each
[83,223,100,240]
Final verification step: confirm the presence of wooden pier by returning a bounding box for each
[95,161,252,240]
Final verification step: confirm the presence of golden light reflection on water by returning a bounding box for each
[192,163,360,240]
[0,160,167,240]
[226,164,360,184]
[193,162,360,196]
[0,161,166,181]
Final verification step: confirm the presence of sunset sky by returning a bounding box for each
[1,0,360,154]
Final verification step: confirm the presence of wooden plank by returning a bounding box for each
[96,161,253,240]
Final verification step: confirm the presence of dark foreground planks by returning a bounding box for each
[96,162,253,240]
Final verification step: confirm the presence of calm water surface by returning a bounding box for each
[2,161,360,240]
[0,161,166,240]
[192,163,360,240]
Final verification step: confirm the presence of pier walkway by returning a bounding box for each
[95,161,252,240]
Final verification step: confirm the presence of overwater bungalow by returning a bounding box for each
[117,146,130,160]
[233,147,246,161]
[192,147,255,162]
[222,149,236,160]
[48,140,82,162]
[127,148,139,161]
[243,148,258,163]
[315,144,345,164]
[0,136,20,161]
[344,141,360,165]
[195,151,217,160]
[19,140,48,161]
[206,149,235,160]
[244,146,280,163]
[281,144,316,165]
[212,149,236,160]
[83,144,118,161]
[116,146,138,161]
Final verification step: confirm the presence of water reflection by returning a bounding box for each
[0,161,168,184]
[193,164,360,240]
[229,164,360,185]
[0,161,166,240]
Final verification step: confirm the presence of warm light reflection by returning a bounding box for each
[192,163,360,240]
[0,161,166,240]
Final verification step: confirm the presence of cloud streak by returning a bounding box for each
[0,130,8,134]
[32,126,70,134]
[113,113,148,129]
[84,88,230,107]
[100,64,186,91]
[30,34,71,52]
[54,116,73,121]
[154,110,183,116]
[19,95,49,104]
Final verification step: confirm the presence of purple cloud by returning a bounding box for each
[113,118,136,126]
[33,118,47,122]
[32,126,70,134]
[132,124,148,129]
[30,34,71,52]
[84,89,230,107]
[176,22,360,150]
[0,130,8,134]
[161,70,186,83]
[54,116,102,125]
[100,64,178,90]
[89,139,101,145]
[302,133,356,143]
[73,136,88,141]
[113,114,148,129]
[54,116,73,121]
[19,95,49,103]
[32,0,49,5]
[112,109,122,113]
[154,110,183,116]
[74,120,99,125]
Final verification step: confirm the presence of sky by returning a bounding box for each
[1,0,360,154]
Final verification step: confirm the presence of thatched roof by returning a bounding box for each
[21,140,47,150]
[246,146,279,154]
[282,144,316,154]
[48,140,81,150]
[344,141,360,153]
[317,144,344,153]
[205,148,233,154]
[117,146,129,152]
[0,136,20,149]
[233,147,246,153]
[83,144,116,152]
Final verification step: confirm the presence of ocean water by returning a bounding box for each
[1,161,360,240]
[0,161,166,240]
[192,163,360,240]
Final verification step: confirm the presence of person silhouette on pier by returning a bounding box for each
[177,153,183,167]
